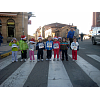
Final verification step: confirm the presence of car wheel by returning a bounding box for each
[92,38,96,45]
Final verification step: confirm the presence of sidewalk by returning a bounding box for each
[0,43,13,59]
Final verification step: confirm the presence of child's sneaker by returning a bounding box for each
[20,59,23,62]
[25,59,26,62]
[30,60,32,62]
[37,59,40,62]
[12,61,14,63]
[57,58,59,61]
[33,60,35,62]
[16,60,18,62]
[73,59,75,61]
[41,59,43,61]
[49,59,51,61]
[53,58,55,61]
[46,58,48,61]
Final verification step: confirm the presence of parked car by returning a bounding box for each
[92,27,100,45]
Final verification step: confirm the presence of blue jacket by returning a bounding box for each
[0,35,3,43]
[45,41,53,50]
[67,30,75,38]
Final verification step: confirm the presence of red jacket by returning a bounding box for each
[53,41,60,49]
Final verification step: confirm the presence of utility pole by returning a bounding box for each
[22,12,24,35]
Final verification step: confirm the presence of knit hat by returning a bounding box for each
[21,35,26,39]
[30,38,35,43]
[38,35,42,40]
[12,38,17,41]
[54,36,58,40]
[58,36,62,39]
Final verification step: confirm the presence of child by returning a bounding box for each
[9,38,19,62]
[19,35,28,62]
[71,37,79,61]
[29,38,36,62]
[53,36,60,61]
[36,36,45,61]
[60,37,69,61]
[58,36,62,60]
[45,36,53,61]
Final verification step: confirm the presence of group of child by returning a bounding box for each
[9,35,79,62]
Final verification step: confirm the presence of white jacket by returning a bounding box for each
[71,42,79,50]
[29,43,36,51]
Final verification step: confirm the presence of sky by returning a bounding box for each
[28,12,93,35]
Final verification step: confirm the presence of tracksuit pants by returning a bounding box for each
[47,50,52,59]
[54,49,59,58]
[29,50,35,60]
[62,50,68,60]
[38,50,43,59]
[72,50,77,60]
[12,51,18,61]
[21,50,27,59]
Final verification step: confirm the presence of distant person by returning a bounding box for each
[0,32,3,46]
[81,32,83,41]
[29,38,36,62]
[74,27,79,42]
[74,27,79,50]
[71,37,79,61]
[67,27,75,49]
[9,38,19,62]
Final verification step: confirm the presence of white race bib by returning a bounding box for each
[73,46,77,50]
[39,43,44,49]
[47,42,52,48]
[53,43,59,49]
[12,44,18,48]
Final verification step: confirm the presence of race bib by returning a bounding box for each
[53,43,59,49]
[47,42,52,48]
[12,44,18,48]
[39,43,44,49]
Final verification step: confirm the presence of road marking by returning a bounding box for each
[79,47,85,49]
[0,55,37,87]
[87,54,100,63]
[48,55,73,87]
[69,55,100,86]
[0,55,21,70]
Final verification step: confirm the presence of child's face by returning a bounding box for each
[39,38,42,42]
[13,40,16,43]
[73,39,76,42]
[48,37,51,41]
[58,39,61,42]
[54,39,57,42]
[63,38,66,42]
[23,38,26,40]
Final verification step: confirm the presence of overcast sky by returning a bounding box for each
[28,12,93,35]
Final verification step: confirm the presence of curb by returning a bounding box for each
[0,48,20,59]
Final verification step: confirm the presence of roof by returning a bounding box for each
[0,12,18,17]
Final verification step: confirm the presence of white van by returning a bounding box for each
[92,27,100,45]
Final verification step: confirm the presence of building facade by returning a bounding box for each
[92,12,100,27]
[0,12,32,43]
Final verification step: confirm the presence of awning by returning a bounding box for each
[0,13,17,17]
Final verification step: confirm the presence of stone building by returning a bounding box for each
[92,12,100,27]
[0,12,32,43]
[41,23,76,39]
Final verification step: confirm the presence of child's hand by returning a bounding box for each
[36,50,37,52]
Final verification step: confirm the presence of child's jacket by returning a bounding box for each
[71,42,79,50]
[19,40,28,50]
[9,41,19,51]
[60,42,69,50]
[36,41,45,50]
[29,43,35,51]
[53,41,60,49]
[45,40,53,50]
